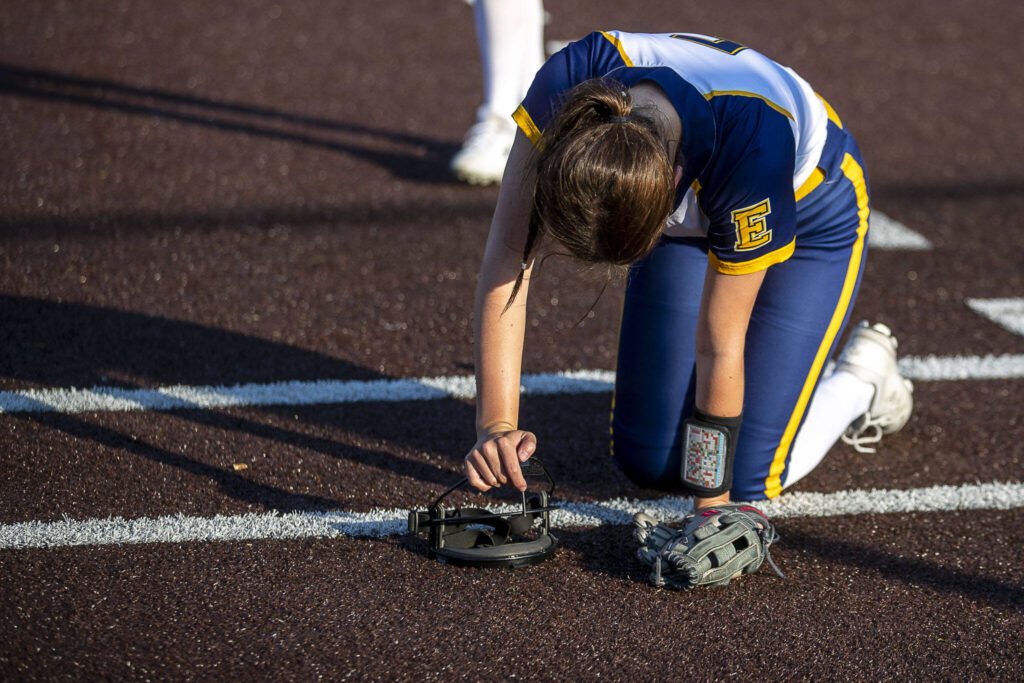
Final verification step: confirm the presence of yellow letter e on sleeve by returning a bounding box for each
[731,198,773,252]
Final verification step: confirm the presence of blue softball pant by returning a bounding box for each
[611,121,870,500]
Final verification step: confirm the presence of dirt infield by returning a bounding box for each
[3,0,1024,679]
[3,511,1023,680]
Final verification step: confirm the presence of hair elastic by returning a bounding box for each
[607,115,631,124]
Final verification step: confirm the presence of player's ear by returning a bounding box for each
[673,165,684,188]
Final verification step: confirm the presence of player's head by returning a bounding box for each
[509,79,678,305]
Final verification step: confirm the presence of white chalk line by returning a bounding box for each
[869,210,933,250]
[967,298,1024,338]
[1,354,1021,415]
[1,481,1020,550]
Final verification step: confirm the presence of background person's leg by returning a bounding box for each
[611,237,707,488]
[452,0,544,184]
[473,0,544,124]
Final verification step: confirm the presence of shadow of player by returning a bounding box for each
[557,522,1024,611]
[0,62,461,185]
[1,295,475,511]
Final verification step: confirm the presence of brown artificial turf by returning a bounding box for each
[2,0,1024,679]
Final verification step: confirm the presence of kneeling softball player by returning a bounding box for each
[466,31,914,588]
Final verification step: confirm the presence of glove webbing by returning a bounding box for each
[636,508,785,589]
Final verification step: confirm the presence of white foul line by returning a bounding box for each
[1,354,1021,415]
[966,298,1024,337]
[868,210,933,250]
[1,481,1021,550]
[897,353,1024,380]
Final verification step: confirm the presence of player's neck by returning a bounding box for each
[628,82,682,160]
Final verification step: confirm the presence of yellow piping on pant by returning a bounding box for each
[762,152,869,498]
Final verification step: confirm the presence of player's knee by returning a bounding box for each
[612,417,783,499]
[611,430,680,490]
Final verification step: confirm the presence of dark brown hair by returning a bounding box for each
[508,78,678,306]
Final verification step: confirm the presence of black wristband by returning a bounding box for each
[680,409,743,497]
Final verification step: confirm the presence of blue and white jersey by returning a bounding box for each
[514,31,842,274]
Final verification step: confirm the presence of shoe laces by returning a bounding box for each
[841,410,900,454]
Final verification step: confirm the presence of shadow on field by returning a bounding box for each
[558,524,1024,611]
[781,526,1024,610]
[0,62,460,184]
[1,295,475,509]
[870,179,1024,203]
[17,410,344,511]
[1,198,497,237]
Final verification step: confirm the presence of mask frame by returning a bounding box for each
[407,457,559,568]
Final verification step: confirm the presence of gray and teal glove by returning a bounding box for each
[632,504,783,589]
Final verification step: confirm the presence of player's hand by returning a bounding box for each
[464,430,537,492]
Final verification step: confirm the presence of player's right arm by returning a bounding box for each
[467,32,618,492]
[466,130,539,493]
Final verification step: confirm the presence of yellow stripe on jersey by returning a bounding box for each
[816,94,844,129]
[704,90,794,120]
[762,152,869,498]
[795,167,825,202]
[512,104,543,148]
[600,31,634,67]
[708,238,795,275]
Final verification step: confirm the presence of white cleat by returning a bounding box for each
[836,321,915,453]
[450,116,516,186]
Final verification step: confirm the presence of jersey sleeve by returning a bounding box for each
[697,98,798,275]
[512,31,632,147]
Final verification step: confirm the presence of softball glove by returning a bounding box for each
[632,504,783,589]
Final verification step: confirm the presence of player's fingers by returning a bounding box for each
[465,454,493,492]
[465,469,491,493]
[516,431,537,462]
[494,436,520,485]
[479,441,507,485]
[497,437,527,491]
[470,449,500,488]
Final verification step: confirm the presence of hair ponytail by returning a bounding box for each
[504,214,540,313]
[505,78,678,310]
[543,80,635,139]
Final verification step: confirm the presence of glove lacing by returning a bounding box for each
[757,521,786,580]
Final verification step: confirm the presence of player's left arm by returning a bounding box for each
[695,267,766,418]
[684,99,795,500]
[695,99,797,416]
[681,266,764,503]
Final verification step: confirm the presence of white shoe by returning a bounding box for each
[835,321,915,453]
[450,116,516,185]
